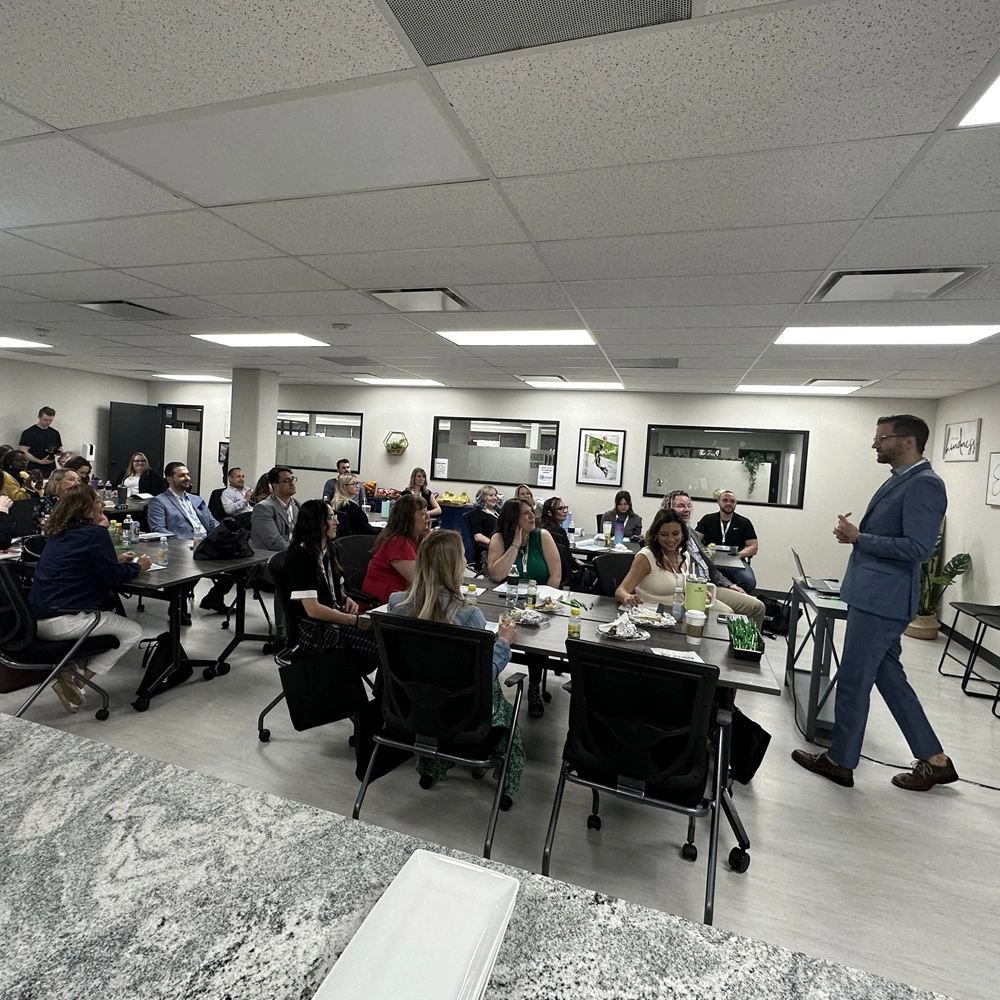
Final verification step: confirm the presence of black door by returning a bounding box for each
[107,402,164,485]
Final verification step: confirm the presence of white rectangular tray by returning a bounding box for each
[314,849,519,1000]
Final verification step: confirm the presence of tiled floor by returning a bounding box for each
[4,585,999,1000]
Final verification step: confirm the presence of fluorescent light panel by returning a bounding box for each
[0,337,52,349]
[437,329,593,346]
[192,333,329,347]
[353,376,444,387]
[524,380,623,390]
[959,73,1000,127]
[776,325,999,346]
[736,384,861,396]
[152,374,232,382]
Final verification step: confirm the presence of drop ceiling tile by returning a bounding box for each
[608,343,761,360]
[82,82,481,205]
[413,309,581,332]
[0,233,97,275]
[452,283,570,312]
[0,286,45,305]
[131,318,276,335]
[306,244,549,288]
[0,269,177,301]
[594,328,777,346]
[274,314,425,335]
[945,266,1000,300]
[504,137,923,240]
[128,297,245,320]
[0,135,188,227]
[584,305,794,330]
[541,222,859,280]
[204,290,388,317]
[435,0,999,174]
[216,182,524,255]
[703,0,772,12]
[0,0,410,128]
[565,272,821,309]
[834,212,1000,269]
[876,127,1000,218]
[34,319,180,337]
[789,299,1000,326]
[0,301,117,322]
[121,258,345,296]
[0,104,51,140]
[10,211,281,267]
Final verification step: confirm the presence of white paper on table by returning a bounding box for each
[143,563,168,572]
[484,620,500,634]
[491,583,564,601]
[646,647,705,664]
[138,531,174,540]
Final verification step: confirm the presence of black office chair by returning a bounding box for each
[208,488,226,522]
[542,639,730,925]
[462,509,490,576]
[334,533,379,605]
[592,551,636,597]
[353,612,526,859]
[0,563,119,721]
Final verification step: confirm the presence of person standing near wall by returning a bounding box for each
[19,406,61,476]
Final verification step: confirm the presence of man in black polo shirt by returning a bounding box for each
[694,490,758,593]
[19,406,62,476]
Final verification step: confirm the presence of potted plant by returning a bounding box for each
[740,451,766,494]
[383,431,408,456]
[905,534,971,640]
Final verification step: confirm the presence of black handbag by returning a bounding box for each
[193,517,254,560]
[728,706,771,784]
[278,652,365,731]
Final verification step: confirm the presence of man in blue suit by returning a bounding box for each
[793,415,958,791]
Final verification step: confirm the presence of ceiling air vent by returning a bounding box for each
[366,288,473,312]
[613,358,679,369]
[385,0,692,65]
[76,300,176,320]
[810,268,985,303]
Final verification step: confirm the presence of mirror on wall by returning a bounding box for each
[432,417,559,488]
[276,410,363,472]
[643,424,809,508]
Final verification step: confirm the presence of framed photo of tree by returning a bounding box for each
[577,429,625,487]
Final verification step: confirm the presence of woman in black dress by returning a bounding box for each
[402,467,442,518]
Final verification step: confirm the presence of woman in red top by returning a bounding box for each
[361,493,431,606]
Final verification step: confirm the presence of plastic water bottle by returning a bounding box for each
[157,535,169,566]
[505,562,519,609]
[672,583,685,622]
[104,480,114,502]
[567,510,574,533]
[131,519,141,542]
[122,514,134,540]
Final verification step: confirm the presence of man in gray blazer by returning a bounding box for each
[793,415,958,791]
[250,466,300,556]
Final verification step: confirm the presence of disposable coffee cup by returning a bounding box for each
[685,609,707,645]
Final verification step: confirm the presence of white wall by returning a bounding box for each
[0,357,147,476]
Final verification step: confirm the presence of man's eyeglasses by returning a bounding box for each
[278,476,297,484]
[872,434,903,445]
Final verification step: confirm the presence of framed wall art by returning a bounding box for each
[577,429,625,487]
[943,419,981,462]
[986,452,1000,507]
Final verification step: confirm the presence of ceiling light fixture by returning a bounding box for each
[192,333,329,347]
[735,384,861,396]
[353,376,444,387]
[776,325,999,346]
[0,337,53,349]
[437,329,594,347]
[959,72,1000,127]
[523,380,624,390]
[151,374,233,382]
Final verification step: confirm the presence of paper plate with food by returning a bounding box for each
[534,596,560,614]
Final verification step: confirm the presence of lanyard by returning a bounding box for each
[719,515,732,545]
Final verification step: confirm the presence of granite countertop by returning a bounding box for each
[0,715,948,1000]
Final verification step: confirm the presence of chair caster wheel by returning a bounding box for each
[95,708,110,721]
[419,774,435,790]
[216,662,230,676]
[500,794,513,812]
[348,735,357,747]
[262,641,276,654]
[542,690,552,703]
[681,843,698,862]
[132,698,150,713]
[729,847,750,873]
[220,620,230,630]
[587,814,602,831]
[203,667,216,680]
[258,729,270,742]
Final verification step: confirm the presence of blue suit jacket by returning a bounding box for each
[840,462,946,621]
[146,490,218,539]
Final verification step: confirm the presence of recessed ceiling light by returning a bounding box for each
[959,73,1000,127]
[735,384,861,396]
[353,376,444,387]
[437,329,594,347]
[0,337,53,349]
[775,325,999,346]
[523,379,624,390]
[192,333,329,347]
[151,374,233,382]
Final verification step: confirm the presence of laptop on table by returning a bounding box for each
[791,549,841,596]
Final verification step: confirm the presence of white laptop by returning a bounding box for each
[791,549,841,595]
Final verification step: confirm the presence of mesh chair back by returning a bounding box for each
[592,552,635,597]
[266,549,297,640]
[0,563,37,651]
[334,534,377,594]
[371,612,496,745]
[208,488,226,521]
[564,638,719,802]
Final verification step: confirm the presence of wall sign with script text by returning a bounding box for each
[942,419,981,462]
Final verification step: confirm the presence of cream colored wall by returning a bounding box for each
[0,357,147,477]
[277,383,939,594]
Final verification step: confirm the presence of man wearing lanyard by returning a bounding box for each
[694,490,758,593]
[792,415,958,791]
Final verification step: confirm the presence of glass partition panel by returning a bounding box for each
[643,424,809,508]
[432,417,559,488]
[276,410,363,472]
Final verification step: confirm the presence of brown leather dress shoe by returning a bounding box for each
[891,757,959,791]
[791,749,854,787]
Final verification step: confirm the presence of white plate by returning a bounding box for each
[597,623,651,641]
[315,849,518,1000]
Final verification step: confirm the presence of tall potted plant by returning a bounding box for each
[905,533,971,639]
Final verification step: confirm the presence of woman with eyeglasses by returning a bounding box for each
[120,452,166,497]
[488,497,561,716]
[330,473,379,537]
[401,467,442,518]
[602,490,643,543]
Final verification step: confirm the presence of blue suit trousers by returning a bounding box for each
[829,607,942,769]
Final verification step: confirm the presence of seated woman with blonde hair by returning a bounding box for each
[330,473,379,536]
[388,529,524,806]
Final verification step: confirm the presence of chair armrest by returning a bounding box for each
[503,671,527,688]
[716,708,733,727]
[562,680,572,693]
[345,587,380,607]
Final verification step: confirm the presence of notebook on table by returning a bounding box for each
[791,549,841,596]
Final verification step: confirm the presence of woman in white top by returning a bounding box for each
[615,509,689,607]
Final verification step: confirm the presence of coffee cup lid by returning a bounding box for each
[685,609,707,620]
